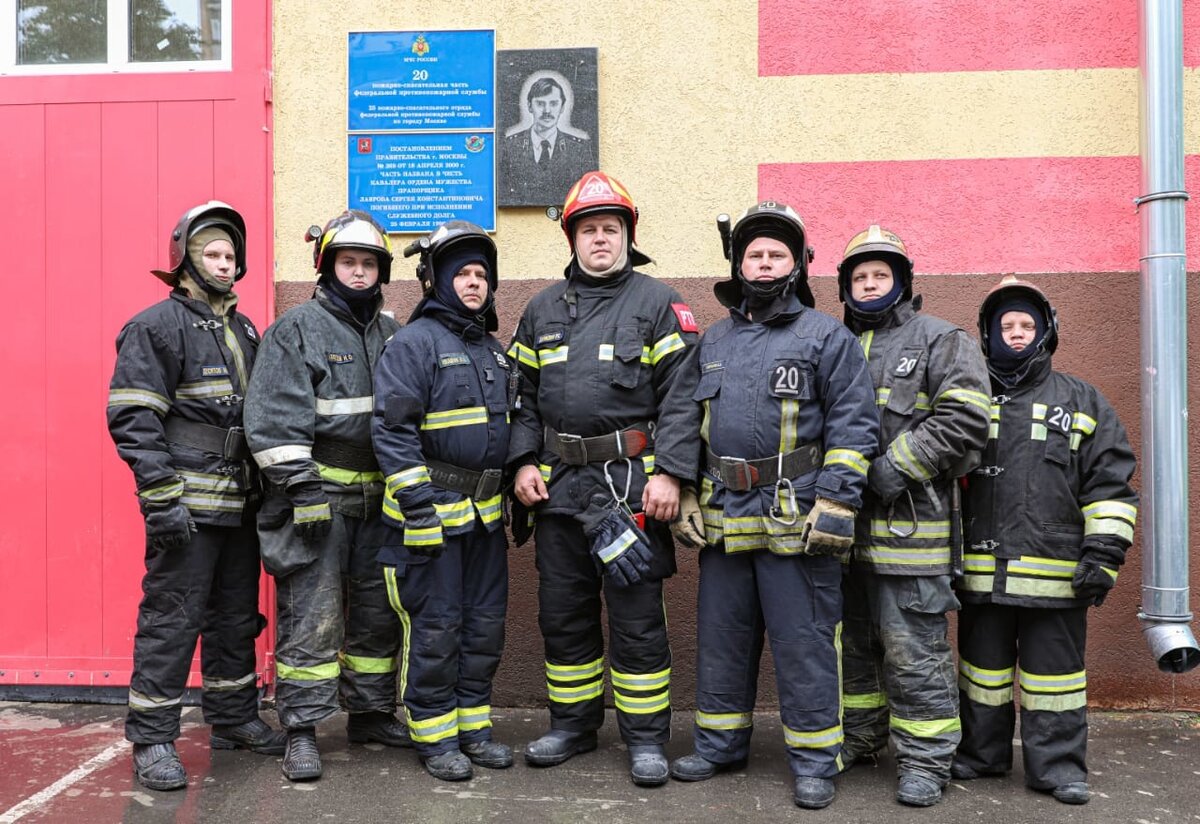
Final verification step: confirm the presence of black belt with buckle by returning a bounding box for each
[428,460,504,499]
[704,442,823,492]
[164,415,249,461]
[311,438,380,473]
[544,423,653,466]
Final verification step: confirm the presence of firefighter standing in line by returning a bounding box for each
[507,171,700,787]
[953,277,1137,806]
[664,202,878,811]
[244,210,409,782]
[834,226,991,806]
[371,221,514,782]
[108,201,285,791]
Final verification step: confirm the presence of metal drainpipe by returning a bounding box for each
[1137,0,1199,674]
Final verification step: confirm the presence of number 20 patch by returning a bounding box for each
[768,360,809,398]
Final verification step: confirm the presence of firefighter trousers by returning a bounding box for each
[271,510,401,730]
[956,603,1089,789]
[383,520,508,756]
[126,522,263,743]
[535,514,672,746]
[692,547,843,778]
[841,565,961,782]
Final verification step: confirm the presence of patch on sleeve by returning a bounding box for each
[671,302,698,333]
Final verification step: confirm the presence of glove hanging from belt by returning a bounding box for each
[576,495,654,587]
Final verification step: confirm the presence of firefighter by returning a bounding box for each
[507,171,700,787]
[107,201,285,791]
[244,210,409,782]
[953,277,1137,806]
[663,201,878,810]
[371,221,513,782]
[834,226,991,806]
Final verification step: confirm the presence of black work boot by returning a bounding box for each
[132,742,187,791]
[524,729,599,767]
[793,776,836,810]
[211,717,287,755]
[897,773,943,806]
[346,711,412,748]
[628,744,669,787]
[670,752,749,782]
[462,740,514,769]
[422,749,473,781]
[1051,782,1090,805]
[281,728,322,782]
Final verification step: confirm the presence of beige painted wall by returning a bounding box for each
[271,2,1199,283]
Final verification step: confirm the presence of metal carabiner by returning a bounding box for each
[603,457,634,511]
[887,489,918,538]
[768,451,799,526]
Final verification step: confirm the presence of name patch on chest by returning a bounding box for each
[536,330,565,346]
[327,352,355,365]
[701,360,724,373]
[438,353,470,368]
[201,365,229,377]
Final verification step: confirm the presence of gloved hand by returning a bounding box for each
[402,505,445,558]
[141,500,195,550]
[578,497,654,587]
[867,455,908,504]
[670,487,705,549]
[801,497,856,557]
[289,480,332,543]
[1072,559,1117,606]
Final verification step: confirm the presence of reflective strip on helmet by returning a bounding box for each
[649,332,685,365]
[887,432,933,481]
[610,667,670,692]
[340,653,397,674]
[695,710,753,731]
[387,465,432,495]
[825,448,868,476]
[547,680,604,704]
[202,672,257,691]
[457,705,492,733]
[935,387,992,413]
[252,444,313,468]
[128,690,184,712]
[889,714,961,738]
[596,528,637,564]
[420,406,489,430]
[175,379,234,400]
[315,395,374,416]
[294,502,330,524]
[614,688,669,715]
[547,658,604,682]
[784,723,843,749]
[843,691,887,709]
[509,341,539,369]
[276,659,340,681]
[138,478,185,503]
[108,387,171,416]
[538,346,569,367]
[408,709,459,744]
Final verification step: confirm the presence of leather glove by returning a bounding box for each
[1072,559,1117,606]
[867,455,908,504]
[801,497,856,557]
[141,500,195,551]
[670,487,706,549]
[578,497,654,588]
[402,505,445,558]
[289,480,332,543]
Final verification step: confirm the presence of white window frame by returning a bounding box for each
[0,0,232,75]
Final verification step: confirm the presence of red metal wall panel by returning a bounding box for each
[0,2,273,691]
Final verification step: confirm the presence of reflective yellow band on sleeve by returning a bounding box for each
[138,479,185,502]
[108,387,171,416]
[538,464,553,483]
[888,432,933,481]
[825,448,869,476]
[387,465,433,494]
[538,346,569,367]
[509,341,539,369]
[175,379,234,399]
[1082,500,1137,524]
[252,444,313,468]
[315,395,374,416]
[649,332,685,365]
[935,387,992,413]
[421,406,489,430]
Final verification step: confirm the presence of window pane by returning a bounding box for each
[17,1,108,65]
[130,0,222,63]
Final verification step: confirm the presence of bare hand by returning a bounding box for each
[642,473,680,522]
[514,464,549,507]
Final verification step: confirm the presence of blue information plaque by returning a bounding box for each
[348,133,496,233]
[348,30,495,132]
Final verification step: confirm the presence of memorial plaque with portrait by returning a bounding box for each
[497,48,599,208]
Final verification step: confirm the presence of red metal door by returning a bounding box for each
[0,3,274,693]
